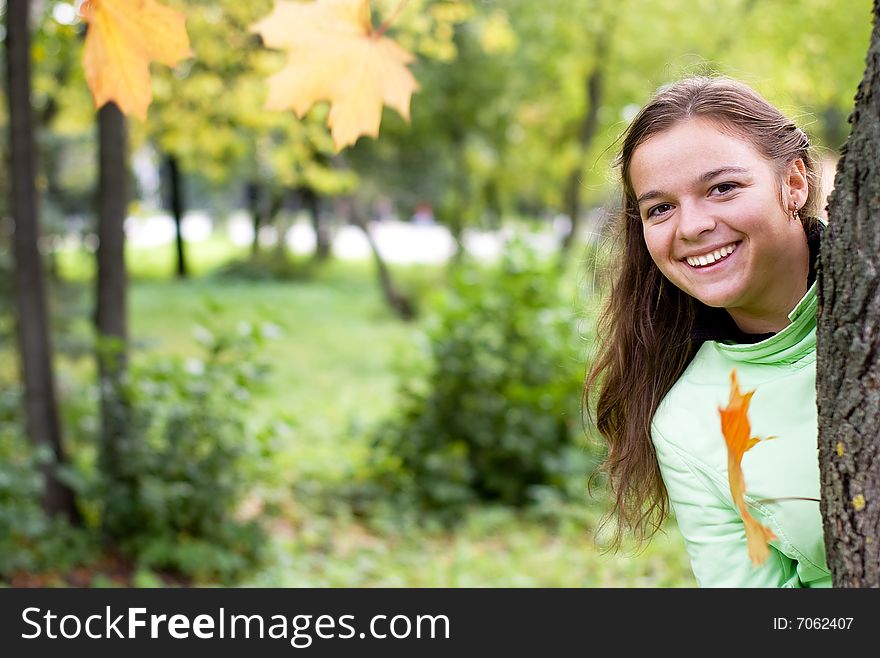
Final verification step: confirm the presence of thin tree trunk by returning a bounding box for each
[817,0,880,588]
[349,202,415,321]
[163,154,188,278]
[439,133,466,263]
[5,0,80,523]
[559,34,607,261]
[247,181,263,257]
[269,189,287,256]
[302,187,331,261]
[484,179,502,231]
[96,102,130,488]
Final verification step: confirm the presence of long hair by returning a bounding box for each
[585,76,822,549]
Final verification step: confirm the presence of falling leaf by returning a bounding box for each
[250,0,419,150]
[81,0,192,120]
[718,369,777,565]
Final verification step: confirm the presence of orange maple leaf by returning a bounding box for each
[250,0,419,150]
[718,369,777,565]
[81,0,191,120]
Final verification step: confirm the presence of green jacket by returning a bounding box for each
[651,281,831,587]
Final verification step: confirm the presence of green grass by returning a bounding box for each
[45,238,695,587]
[127,268,427,481]
[56,234,250,281]
[243,505,694,587]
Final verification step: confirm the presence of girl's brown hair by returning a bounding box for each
[585,76,821,549]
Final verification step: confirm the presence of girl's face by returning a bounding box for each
[629,118,810,333]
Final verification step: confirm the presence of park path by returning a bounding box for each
[122,212,579,264]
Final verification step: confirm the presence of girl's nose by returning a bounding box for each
[676,202,717,241]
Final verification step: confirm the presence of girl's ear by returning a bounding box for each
[785,158,809,213]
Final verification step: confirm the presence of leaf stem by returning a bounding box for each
[373,0,409,38]
[753,496,821,504]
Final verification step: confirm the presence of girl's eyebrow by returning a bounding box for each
[698,165,750,183]
[636,166,751,206]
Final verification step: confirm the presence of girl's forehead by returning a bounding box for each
[629,119,769,191]
[634,118,758,158]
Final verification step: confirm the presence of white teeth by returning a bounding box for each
[686,243,737,268]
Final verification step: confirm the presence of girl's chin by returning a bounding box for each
[676,270,746,308]
[683,286,744,309]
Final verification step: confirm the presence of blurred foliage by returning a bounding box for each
[0,313,281,583]
[369,241,597,517]
[0,386,94,579]
[349,0,872,230]
[2,0,871,240]
[78,319,280,581]
[148,0,348,194]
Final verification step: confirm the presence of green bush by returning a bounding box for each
[1,318,281,584]
[87,321,280,582]
[369,241,596,518]
[0,388,93,580]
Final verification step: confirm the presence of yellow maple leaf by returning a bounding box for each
[718,369,778,565]
[81,0,191,120]
[250,0,419,150]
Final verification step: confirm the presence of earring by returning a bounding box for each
[791,204,801,222]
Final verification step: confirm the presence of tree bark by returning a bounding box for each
[96,102,130,484]
[163,154,188,278]
[817,0,880,588]
[5,0,80,523]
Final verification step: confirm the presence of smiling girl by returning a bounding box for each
[586,77,831,587]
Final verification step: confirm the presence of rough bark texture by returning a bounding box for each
[163,154,188,278]
[6,0,79,522]
[96,102,130,480]
[817,0,880,588]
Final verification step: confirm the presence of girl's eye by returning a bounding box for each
[647,203,673,219]
[713,182,737,195]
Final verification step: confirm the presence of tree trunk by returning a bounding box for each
[247,180,264,257]
[558,34,607,262]
[349,201,415,321]
[269,189,287,256]
[163,154,188,278]
[96,102,131,487]
[817,0,880,588]
[5,0,80,523]
[302,187,331,261]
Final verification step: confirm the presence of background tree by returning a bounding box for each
[5,0,79,522]
[818,0,880,588]
[94,100,131,513]
[78,0,192,538]
[149,0,354,266]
